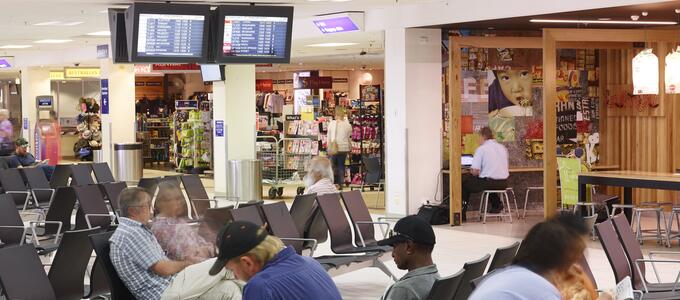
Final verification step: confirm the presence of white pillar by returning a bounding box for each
[213,64,256,197]
[384,28,443,216]
[20,67,50,146]
[100,60,135,166]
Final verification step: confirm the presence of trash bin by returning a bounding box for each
[114,142,143,183]
[227,159,262,202]
[92,149,104,163]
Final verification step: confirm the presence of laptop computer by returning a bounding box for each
[461,154,474,168]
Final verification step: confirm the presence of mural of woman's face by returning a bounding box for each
[497,70,532,106]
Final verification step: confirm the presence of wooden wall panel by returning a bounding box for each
[601,43,677,204]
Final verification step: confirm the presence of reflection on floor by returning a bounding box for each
[143,168,679,299]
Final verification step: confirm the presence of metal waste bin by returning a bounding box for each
[227,159,262,202]
[92,150,104,163]
[114,142,143,183]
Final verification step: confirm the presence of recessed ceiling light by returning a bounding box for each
[331,0,352,2]
[597,17,612,21]
[530,19,677,25]
[307,42,359,47]
[34,39,74,44]
[99,10,109,14]
[34,21,83,26]
[86,31,111,36]
[0,45,32,49]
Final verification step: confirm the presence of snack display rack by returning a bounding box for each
[172,100,213,173]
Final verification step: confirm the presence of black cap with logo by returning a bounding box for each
[208,221,268,276]
[377,215,436,246]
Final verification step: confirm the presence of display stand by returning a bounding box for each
[137,115,172,165]
[172,99,213,173]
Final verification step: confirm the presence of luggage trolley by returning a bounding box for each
[256,136,313,199]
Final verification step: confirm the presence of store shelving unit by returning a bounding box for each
[137,115,172,165]
[172,99,213,173]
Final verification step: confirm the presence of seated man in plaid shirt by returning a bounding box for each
[110,187,243,300]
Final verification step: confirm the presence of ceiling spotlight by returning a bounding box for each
[631,15,640,21]
[641,11,649,17]
[676,8,680,14]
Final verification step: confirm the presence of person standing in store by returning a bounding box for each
[461,126,509,220]
[0,109,14,156]
[327,108,353,189]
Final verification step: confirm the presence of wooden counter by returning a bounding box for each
[442,164,620,174]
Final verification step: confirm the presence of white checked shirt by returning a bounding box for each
[110,217,172,300]
[471,139,509,180]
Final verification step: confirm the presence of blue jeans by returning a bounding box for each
[330,152,347,186]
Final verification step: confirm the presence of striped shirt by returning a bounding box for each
[304,178,338,196]
[110,217,172,300]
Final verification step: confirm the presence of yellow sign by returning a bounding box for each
[64,67,101,78]
[49,71,65,80]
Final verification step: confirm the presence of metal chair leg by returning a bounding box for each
[523,189,530,219]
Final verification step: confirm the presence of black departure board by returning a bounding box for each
[222,16,288,58]
[137,13,205,57]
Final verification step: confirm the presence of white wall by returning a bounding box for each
[385,28,442,216]
[20,67,50,146]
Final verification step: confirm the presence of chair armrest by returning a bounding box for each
[191,198,219,207]
[6,191,29,195]
[377,217,402,222]
[29,221,62,245]
[355,221,392,238]
[0,225,29,244]
[634,258,680,291]
[649,251,680,257]
[31,188,55,192]
[279,238,318,256]
[85,214,116,229]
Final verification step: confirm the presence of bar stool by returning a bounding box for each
[505,187,520,219]
[668,206,680,247]
[478,190,513,224]
[522,186,561,218]
[633,202,670,246]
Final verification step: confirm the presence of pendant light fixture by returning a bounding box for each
[665,46,680,94]
[632,48,659,95]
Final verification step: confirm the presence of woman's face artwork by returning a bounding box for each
[496,69,532,107]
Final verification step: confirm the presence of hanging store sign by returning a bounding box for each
[665,48,680,94]
[152,63,200,71]
[49,71,65,80]
[175,100,198,110]
[96,44,109,59]
[64,67,101,78]
[332,78,348,83]
[632,48,658,95]
[556,100,577,144]
[101,79,109,114]
[134,64,152,74]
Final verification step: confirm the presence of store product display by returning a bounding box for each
[73,98,102,161]
[173,98,212,173]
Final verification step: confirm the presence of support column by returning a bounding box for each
[100,60,135,166]
[213,64,256,197]
[20,67,50,146]
[384,28,443,216]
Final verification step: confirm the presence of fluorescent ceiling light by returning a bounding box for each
[86,31,111,36]
[0,45,32,49]
[307,42,359,47]
[34,39,73,44]
[331,0,352,2]
[34,21,83,26]
[530,19,677,25]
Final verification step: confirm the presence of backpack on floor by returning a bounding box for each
[417,205,449,225]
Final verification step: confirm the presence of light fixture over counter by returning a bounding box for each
[530,19,677,25]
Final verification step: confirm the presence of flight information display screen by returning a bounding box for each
[222,16,289,58]
[137,13,205,57]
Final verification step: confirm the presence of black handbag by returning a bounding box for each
[417,205,450,225]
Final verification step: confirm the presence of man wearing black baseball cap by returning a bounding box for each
[209,221,342,300]
[378,215,439,300]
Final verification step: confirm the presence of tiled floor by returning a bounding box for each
[143,168,680,298]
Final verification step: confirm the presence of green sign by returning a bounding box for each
[558,157,581,206]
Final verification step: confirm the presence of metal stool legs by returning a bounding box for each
[479,190,513,224]
[668,207,680,247]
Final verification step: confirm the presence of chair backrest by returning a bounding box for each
[48,227,99,300]
[74,184,112,230]
[89,231,136,300]
[0,194,27,245]
[426,269,465,300]
[0,168,28,191]
[453,254,491,300]
[87,258,111,299]
[43,187,77,235]
[611,213,645,289]
[363,157,382,184]
[595,220,631,283]
[161,175,182,187]
[92,162,116,183]
[21,167,51,189]
[70,164,96,186]
[487,241,521,272]
[316,193,355,253]
[289,193,319,237]
[341,190,376,246]
[99,182,128,214]
[239,200,264,208]
[583,214,598,235]
[201,206,234,231]
[0,244,57,300]
[261,201,304,253]
[50,164,73,189]
[137,177,160,196]
[231,205,264,226]
[578,255,597,290]
[181,174,210,200]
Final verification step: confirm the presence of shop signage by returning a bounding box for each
[285,115,301,121]
[49,71,65,80]
[332,78,348,83]
[175,100,198,109]
[152,63,200,71]
[96,44,109,59]
[557,157,580,206]
[285,79,293,84]
[215,120,224,137]
[256,64,273,67]
[135,82,145,86]
[318,76,333,88]
[100,79,109,114]
[23,118,28,130]
[36,96,53,108]
[134,64,152,74]
[276,80,287,84]
[256,79,274,92]
[313,16,360,34]
[64,67,101,78]
[632,49,659,95]
[0,58,11,69]
[146,82,161,86]
[556,100,577,144]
